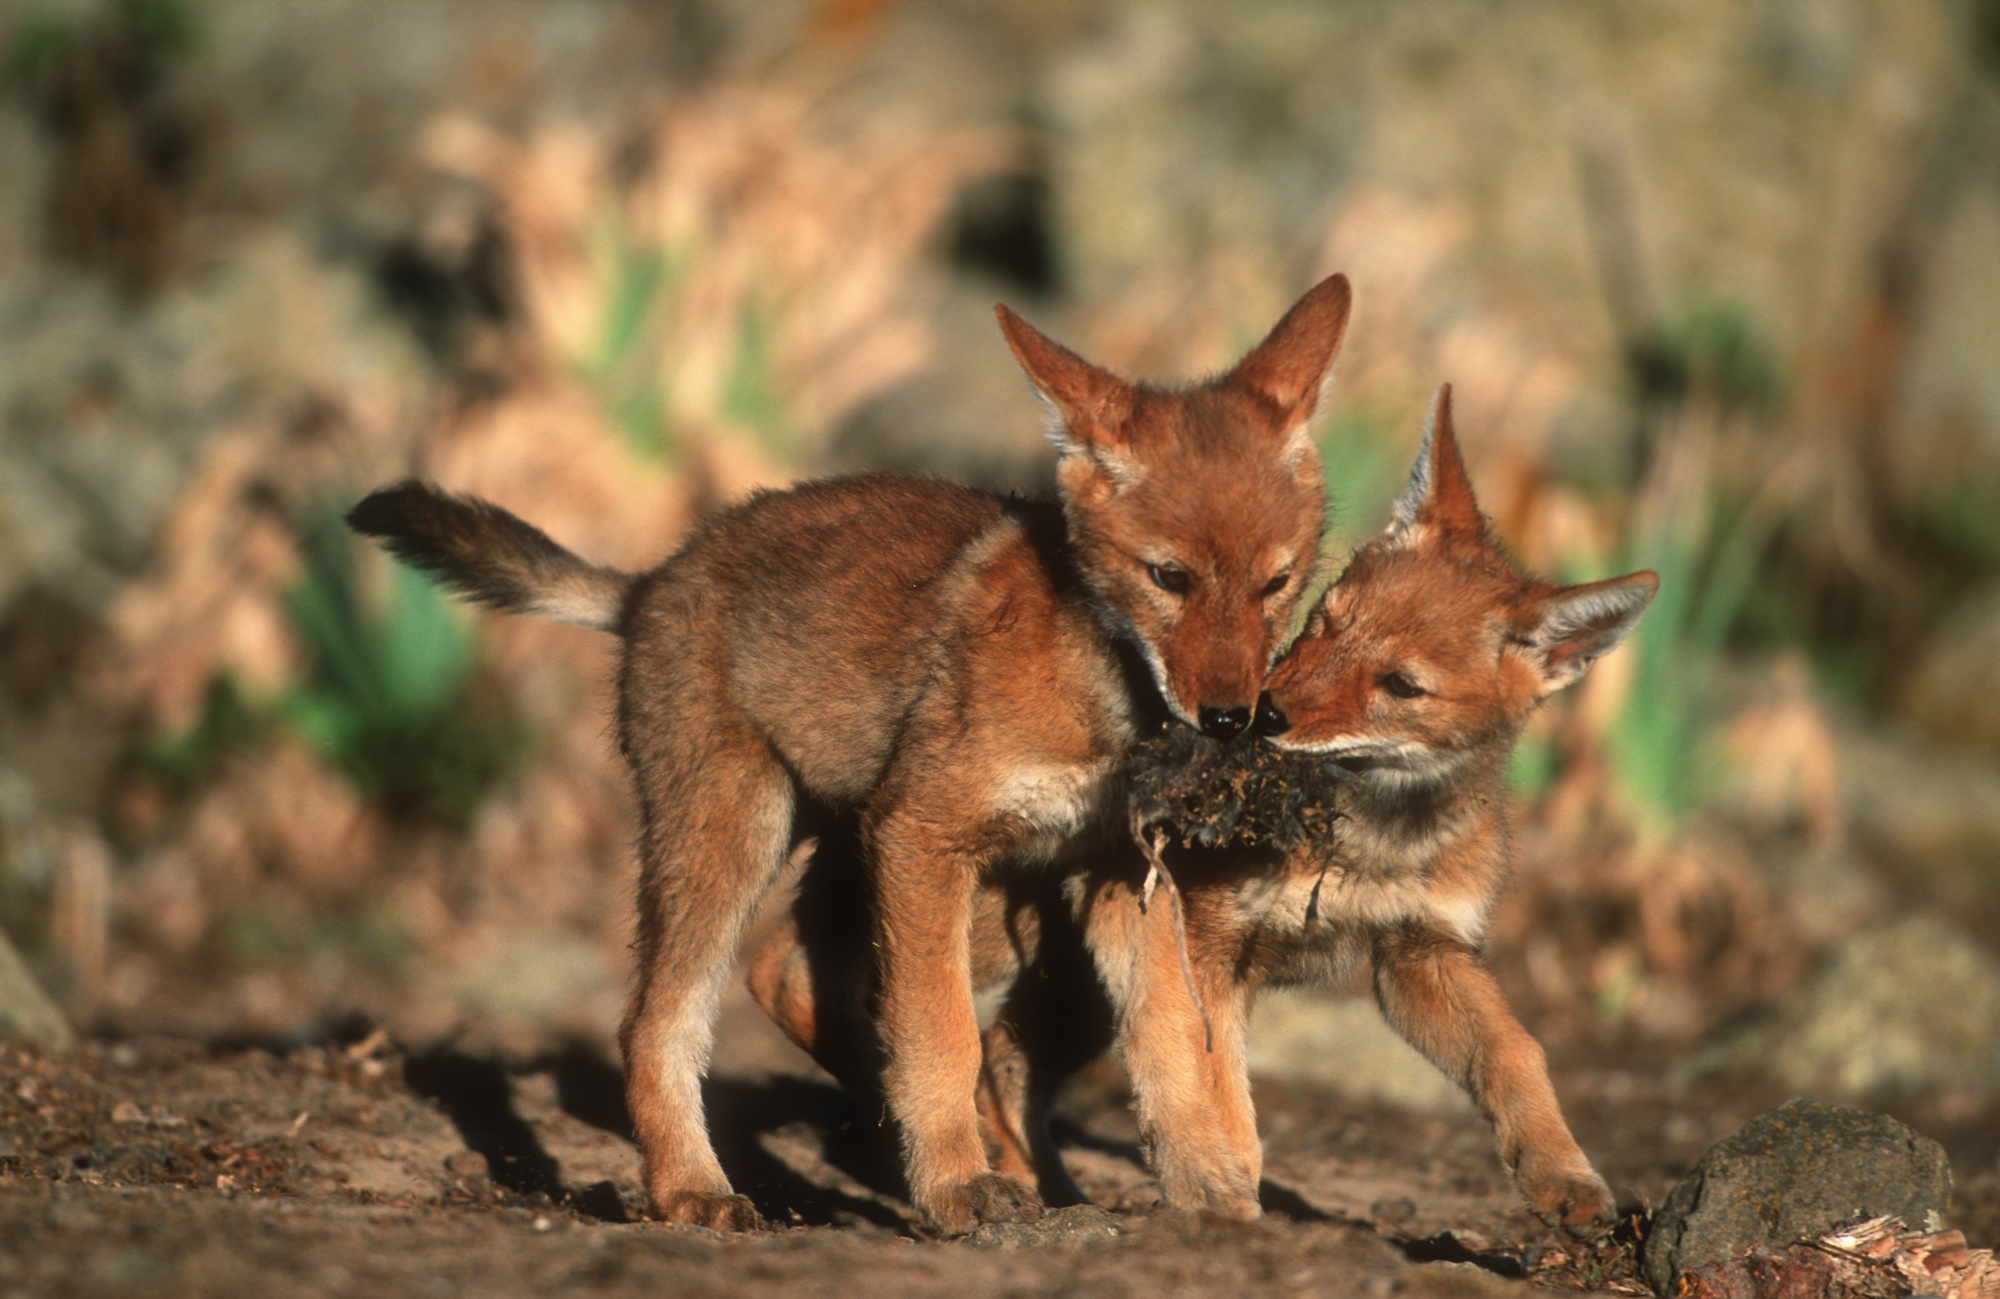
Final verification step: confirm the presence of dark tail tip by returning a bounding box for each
[345,479,433,540]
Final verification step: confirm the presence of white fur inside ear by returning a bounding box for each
[1283,423,1320,473]
[1031,384,1143,485]
[1531,578,1654,690]
[1029,387,1074,453]
[1536,583,1650,649]
[1288,358,1342,437]
[1053,431,1145,489]
[1091,445,1146,488]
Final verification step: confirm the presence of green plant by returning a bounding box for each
[1272,410,1409,643]
[1636,299,1781,414]
[572,222,798,464]
[279,515,523,824]
[1915,474,2000,573]
[1317,410,1411,556]
[142,675,261,788]
[1505,730,1558,799]
[6,0,201,95]
[5,12,75,92]
[722,303,791,455]
[221,907,415,977]
[584,232,683,461]
[1604,494,1771,830]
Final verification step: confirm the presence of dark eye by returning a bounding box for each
[1379,671,1428,700]
[1147,563,1190,595]
[1261,570,1292,599]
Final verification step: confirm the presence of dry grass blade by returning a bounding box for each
[1132,820,1213,1053]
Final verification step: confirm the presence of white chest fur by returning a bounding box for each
[990,759,1122,864]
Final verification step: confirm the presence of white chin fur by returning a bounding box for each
[1270,735,1458,786]
[1133,638,1199,729]
[1096,602,1198,729]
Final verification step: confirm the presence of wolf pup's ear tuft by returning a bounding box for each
[1525,571,1659,695]
[1228,273,1352,439]
[994,303,1135,458]
[1387,384,1484,543]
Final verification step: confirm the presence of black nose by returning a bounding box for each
[1252,692,1289,737]
[1198,705,1253,740]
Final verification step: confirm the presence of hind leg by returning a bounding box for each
[976,1015,1099,1207]
[975,890,1114,1207]
[620,720,795,1231]
[745,907,884,1103]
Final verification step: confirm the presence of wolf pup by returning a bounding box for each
[751,384,1652,1230]
[347,275,1351,1233]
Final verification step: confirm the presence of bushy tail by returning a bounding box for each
[346,481,631,632]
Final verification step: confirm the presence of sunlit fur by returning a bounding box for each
[749,384,1658,1233]
[998,278,1351,730]
[1269,385,1656,795]
[351,276,1354,1236]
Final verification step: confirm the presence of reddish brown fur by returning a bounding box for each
[350,277,1351,1234]
[750,385,1655,1231]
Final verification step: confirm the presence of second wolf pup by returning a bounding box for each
[349,275,1352,1233]
[751,385,1653,1230]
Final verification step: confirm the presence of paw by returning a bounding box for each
[1156,1163,1261,1220]
[653,1190,768,1232]
[1516,1157,1614,1236]
[921,1172,1044,1236]
[1112,1180,1165,1214]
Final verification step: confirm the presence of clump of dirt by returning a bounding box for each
[1126,723,1349,851]
[1523,1212,1653,1294]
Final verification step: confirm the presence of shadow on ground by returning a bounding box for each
[405,1043,914,1230]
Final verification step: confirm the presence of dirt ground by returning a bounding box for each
[6,1000,1997,1299]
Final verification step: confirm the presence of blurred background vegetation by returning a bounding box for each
[0,0,1997,1115]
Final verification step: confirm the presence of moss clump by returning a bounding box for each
[1126,723,1349,852]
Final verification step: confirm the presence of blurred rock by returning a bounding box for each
[963,1203,1123,1248]
[1245,990,1472,1114]
[445,930,620,1053]
[0,927,73,1050]
[1903,583,2000,754]
[1640,1100,1952,1296]
[1760,843,1883,952]
[1841,728,2000,892]
[0,767,60,891]
[821,285,1058,496]
[1731,915,2000,1097]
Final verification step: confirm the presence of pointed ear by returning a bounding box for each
[1229,273,1352,437]
[1525,571,1658,694]
[995,304,1135,456]
[1387,384,1483,542]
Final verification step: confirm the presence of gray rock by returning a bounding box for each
[1246,990,1472,1114]
[0,926,71,1049]
[1841,730,2000,887]
[1639,1100,1952,1296]
[961,1204,1124,1249]
[1739,915,2000,1096]
[1902,583,2000,753]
